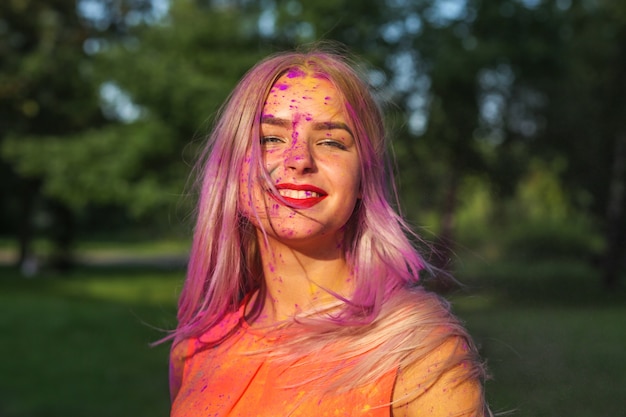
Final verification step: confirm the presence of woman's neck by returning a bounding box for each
[251,232,353,325]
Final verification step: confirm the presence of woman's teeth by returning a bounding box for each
[278,189,320,199]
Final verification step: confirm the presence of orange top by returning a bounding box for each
[170,302,397,417]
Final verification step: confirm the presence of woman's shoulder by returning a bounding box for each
[173,298,247,354]
[381,286,478,360]
[379,287,456,332]
[383,288,489,417]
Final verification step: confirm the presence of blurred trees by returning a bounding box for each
[0,0,624,287]
[1,0,106,268]
[471,0,626,289]
[1,0,175,269]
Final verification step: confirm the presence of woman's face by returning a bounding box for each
[240,71,361,252]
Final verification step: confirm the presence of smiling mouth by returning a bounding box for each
[271,184,328,208]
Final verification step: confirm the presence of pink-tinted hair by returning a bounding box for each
[172,47,428,342]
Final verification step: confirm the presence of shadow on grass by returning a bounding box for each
[452,257,626,309]
[444,258,626,417]
[0,265,181,417]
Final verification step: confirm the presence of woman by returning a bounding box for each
[168,47,491,417]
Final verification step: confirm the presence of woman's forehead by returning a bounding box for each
[261,76,346,125]
[269,72,333,94]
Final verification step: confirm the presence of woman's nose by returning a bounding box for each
[284,140,315,174]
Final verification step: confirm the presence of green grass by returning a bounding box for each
[1,254,624,417]
[0,265,182,417]
[453,257,626,417]
[468,306,626,417]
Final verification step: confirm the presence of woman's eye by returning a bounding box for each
[260,136,284,145]
[319,140,348,150]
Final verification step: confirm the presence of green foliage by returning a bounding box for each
[2,120,181,216]
[502,218,602,261]
[455,174,495,246]
[501,159,603,261]
[513,158,571,222]
[1,0,624,284]
[0,0,104,136]
[0,0,177,258]
[95,0,272,137]
[452,158,603,262]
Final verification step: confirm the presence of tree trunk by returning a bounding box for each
[602,132,626,290]
[430,171,460,293]
[48,200,76,272]
[17,179,39,273]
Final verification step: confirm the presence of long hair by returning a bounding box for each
[170,47,490,414]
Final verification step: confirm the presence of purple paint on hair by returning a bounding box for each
[286,67,306,78]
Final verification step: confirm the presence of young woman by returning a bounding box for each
[168,47,491,417]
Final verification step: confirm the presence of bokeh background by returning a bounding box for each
[1,0,625,416]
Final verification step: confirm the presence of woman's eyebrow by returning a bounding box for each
[313,121,353,137]
[260,116,290,127]
[261,116,353,137]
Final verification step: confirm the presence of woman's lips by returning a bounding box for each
[270,183,328,208]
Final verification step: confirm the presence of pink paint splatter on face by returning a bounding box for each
[275,83,289,90]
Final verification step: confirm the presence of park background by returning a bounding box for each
[1,0,625,416]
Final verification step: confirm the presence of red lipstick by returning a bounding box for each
[271,183,328,209]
